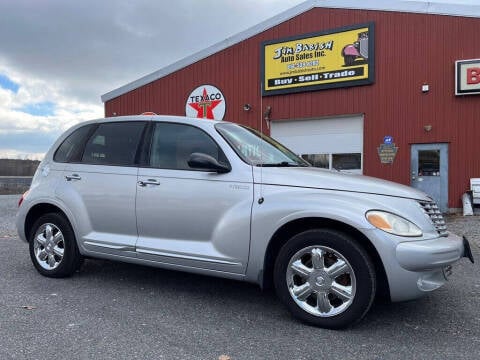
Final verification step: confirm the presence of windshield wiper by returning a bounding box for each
[257,162,306,167]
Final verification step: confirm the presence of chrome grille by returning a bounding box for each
[419,201,448,236]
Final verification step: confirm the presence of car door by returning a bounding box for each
[56,121,147,256]
[135,122,253,274]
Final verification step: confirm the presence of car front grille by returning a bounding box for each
[418,200,448,236]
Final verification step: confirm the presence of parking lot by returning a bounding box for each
[1,194,479,360]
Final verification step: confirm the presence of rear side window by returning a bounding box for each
[54,125,94,163]
[149,123,228,170]
[81,122,146,166]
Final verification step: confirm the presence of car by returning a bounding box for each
[16,115,474,329]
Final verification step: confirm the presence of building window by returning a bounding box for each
[332,153,362,171]
[301,154,329,169]
[418,150,440,176]
[301,153,362,172]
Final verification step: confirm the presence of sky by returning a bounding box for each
[0,0,478,160]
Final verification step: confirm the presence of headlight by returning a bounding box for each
[366,210,422,237]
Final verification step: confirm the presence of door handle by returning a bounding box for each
[138,179,160,187]
[65,174,81,181]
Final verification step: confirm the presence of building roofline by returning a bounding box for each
[101,0,480,102]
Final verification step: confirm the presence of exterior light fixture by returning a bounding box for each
[424,125,432,132]
[243,104,251,111]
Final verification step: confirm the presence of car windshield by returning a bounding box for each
[215,122,310,167]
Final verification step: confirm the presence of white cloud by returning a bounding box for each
[0,63,102,158]
[0,0,305,159]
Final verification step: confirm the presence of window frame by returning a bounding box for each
[73,121,148,167]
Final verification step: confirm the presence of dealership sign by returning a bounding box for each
[261,23,375,96]
[378,136,398,164]
[186,85,226,120]
[456,59,480,96]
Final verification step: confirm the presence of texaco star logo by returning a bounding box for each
[185,85,226,120]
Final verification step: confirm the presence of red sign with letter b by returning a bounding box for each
[467,67,480,84]
[456,59,480,95]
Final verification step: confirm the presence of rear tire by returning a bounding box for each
[29,213,83,278]
[274,229,376,329]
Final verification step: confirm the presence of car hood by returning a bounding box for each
[255,167,430,201]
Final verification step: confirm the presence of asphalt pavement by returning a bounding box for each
[1,195,479,360]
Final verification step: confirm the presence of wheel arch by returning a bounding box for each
[262,217,390,301]
[24,203,72,242]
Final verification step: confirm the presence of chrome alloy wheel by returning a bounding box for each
[286,245,356,317]
[33,223,65,270]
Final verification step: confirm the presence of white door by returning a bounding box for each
[270,115,364,174]
[411,143,449,212]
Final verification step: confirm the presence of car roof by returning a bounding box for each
[66,115,230,134]
[98,115,225,125]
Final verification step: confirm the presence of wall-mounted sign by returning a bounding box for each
[186,85,226,120]
[261,23,375,96]
[378,142,398,164]
[456,59,480,96]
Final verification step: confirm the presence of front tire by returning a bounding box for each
[274,229,376,329]
[29,213,83,278]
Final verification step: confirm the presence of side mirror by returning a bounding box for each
[187,152,231,173]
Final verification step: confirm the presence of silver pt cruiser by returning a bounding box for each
[16,115,474,329]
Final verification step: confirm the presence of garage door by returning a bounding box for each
[270,115,364,174]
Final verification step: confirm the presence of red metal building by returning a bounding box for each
[102,0,480,212]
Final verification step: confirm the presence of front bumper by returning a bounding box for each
[396,232,471,271]
[368,229,474,302]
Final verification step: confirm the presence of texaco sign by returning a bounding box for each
[185,85,226,120]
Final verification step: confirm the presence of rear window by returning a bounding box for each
[54,125,94,163]
[81,122,146,166]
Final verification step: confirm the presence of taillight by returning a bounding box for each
[18,190,29,207]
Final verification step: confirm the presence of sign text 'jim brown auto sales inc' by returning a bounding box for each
[261,23,375,96]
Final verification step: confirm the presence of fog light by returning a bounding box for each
[416,270,445,292]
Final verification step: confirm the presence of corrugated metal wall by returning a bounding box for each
[105,7,480,208]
